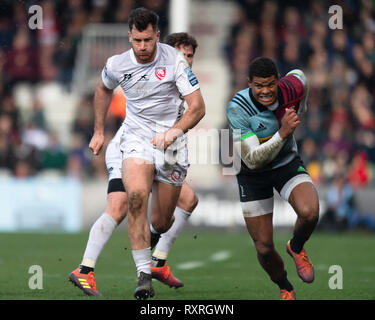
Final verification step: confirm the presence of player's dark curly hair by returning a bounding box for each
[248,57,279,81]
[164,32,198,54]
[128,7,159,32]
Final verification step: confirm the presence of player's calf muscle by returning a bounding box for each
[178,193,198,213]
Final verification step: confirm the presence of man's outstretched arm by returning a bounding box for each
[89,80,114,155]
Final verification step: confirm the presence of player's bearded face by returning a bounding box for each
[249,75,278,106]
[129,24,160,64]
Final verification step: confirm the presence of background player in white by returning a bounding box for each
[70,8,205,300]
[69,32,199,296]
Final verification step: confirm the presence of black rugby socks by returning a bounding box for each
[272,271,294,292]
[290,232,309,254]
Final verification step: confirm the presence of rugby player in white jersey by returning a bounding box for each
[70,7,205,300]
[69,32,200,298]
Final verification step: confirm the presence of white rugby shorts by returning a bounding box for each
[117,131,189,186]
[105,138,123,181]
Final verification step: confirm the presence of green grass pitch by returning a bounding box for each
[0,229,374,300]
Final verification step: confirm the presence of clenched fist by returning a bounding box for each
[151,128,183,150]
[89,132,105,155]
[278,108,301,139]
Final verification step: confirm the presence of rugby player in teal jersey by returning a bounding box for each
[226,57,319,300]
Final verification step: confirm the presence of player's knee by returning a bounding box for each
[128,190,147,214]
[108,202,127,223]
[297,202,319,224]
[152,215,174,234]
[106,193,128,224]
[254,240,274,257]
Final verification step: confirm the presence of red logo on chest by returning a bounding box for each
[155,67,166,80]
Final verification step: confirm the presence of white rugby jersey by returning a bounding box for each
[102,42,200,139]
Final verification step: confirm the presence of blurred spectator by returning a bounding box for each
[137,0,168,35]
[0,2,16,51]
[0,96,20,144]
[39,132,68,171]
[14,160,33,179]
[362,31,375,63]
[328,30,354,67]
[13,142,40,175]
[0,133,17,171]
[30,98,47,130]
[354,129,375,164]
[114,0,134,23]
[21,121,49,151]
[72,95,94,144]
[54,0,88,86]
[278,31,303,76]
[321,173,375,232]
[303,110,325,143]
[3,29,39,87]
[350,84,375,130]
[37,0,59,81]
[323,121,353,159]
[67,133,91,180]
[278,6,308,42]
[88,0,108,24]
[347,151,372,188]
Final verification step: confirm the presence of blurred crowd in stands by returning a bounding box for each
[0,0,374,197]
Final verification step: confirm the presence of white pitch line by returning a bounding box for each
[314,264,330,271]
[209,250,232,262]
[175,251,232,270]
[176,261,205,270]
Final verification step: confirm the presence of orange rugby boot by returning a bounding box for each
[280,289,296,300]
[151,263,184,288]
[68,267,102,296]
[286,240,314,283]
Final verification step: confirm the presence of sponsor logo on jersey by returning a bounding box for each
[171,169,181,182]
[139,75,149,81]
[155,67,166,80]
[184,67,198,86]
[120,73,132,85]
[255,123,267,132]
